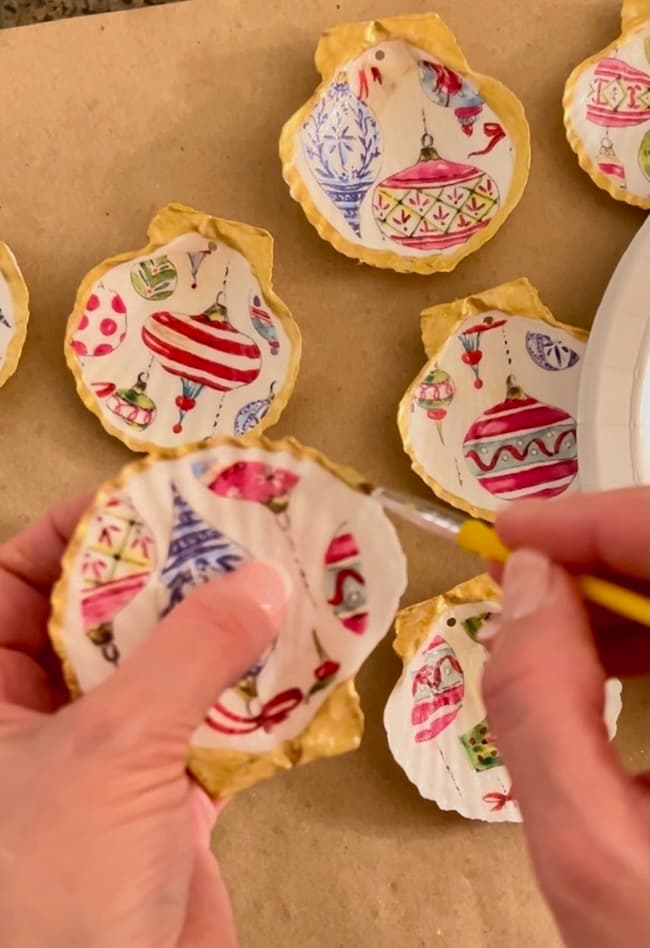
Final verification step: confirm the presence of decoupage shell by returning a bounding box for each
[563,0,650,208]
[383,575,623,823]
[65,204,301,452]
[49,436,407,798]
[0,243,29,390]
[398,278,588,521]
[279,13,530,274]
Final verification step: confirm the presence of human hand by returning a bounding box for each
[0,495,289,948]
[481,488,650,948]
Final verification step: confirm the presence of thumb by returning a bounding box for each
[88,560,290,745]
[481,549,629,831]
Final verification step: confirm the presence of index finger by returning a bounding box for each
[496,488,650,581]
[0,494,91,655]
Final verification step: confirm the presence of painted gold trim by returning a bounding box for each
[563,7,650,209]
[64,204,302,454]
[0,243,29,389]
[49,435,383,798]
[622,0,648,32]
[393,574,500,666]
[397,278,589,522]
[279,13,531,275]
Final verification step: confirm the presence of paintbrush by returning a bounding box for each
[364,484,650,627]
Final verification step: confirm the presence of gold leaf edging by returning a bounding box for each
[279,13,531,275]
[48,435,382,798]
[393,574,500,667]
[397,277,589,522]
[64,204,303,454]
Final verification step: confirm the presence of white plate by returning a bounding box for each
[578,215,650,489]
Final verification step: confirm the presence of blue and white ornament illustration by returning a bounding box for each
[249,293,280,356]
[302,71,382,237]
[525,332,581,372]
[234,382,277,436]
[0,307,11,329]
[159,485,249,616]
[187,241,217,289]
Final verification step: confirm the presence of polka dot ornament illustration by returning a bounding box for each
[71,285,127,358]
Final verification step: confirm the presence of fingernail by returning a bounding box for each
[501,549,552,621]
[231,559,293,626]
[477,617,502,647]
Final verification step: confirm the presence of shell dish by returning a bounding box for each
[49,436,408,798]
[280,13,530,274]
[398,278,588,521]
[0,243,29,390]
[65,204,301,452]
[563,0,650,208]
[383,575,623,823]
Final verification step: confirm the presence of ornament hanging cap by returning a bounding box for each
[419,111,440,161]
[506,374,526,400]
[202,266,230,323]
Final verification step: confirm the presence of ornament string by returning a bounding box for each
[274,510,317,606]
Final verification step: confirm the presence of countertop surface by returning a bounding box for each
[0,1,647,946]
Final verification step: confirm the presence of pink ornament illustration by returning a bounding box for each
[411,634,465,743]
[324,528,368,635]
[587,57,650,128]
[373,121,500,252]
[463,375,578,501]
[79,494,155,665]
[457,315,507,389]
[202,460,299,513]
[70,285,127,358]
[196,458,314,601]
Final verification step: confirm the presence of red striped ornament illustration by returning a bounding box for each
[142,300,262,433]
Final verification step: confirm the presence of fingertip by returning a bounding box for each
[232,560,293,630]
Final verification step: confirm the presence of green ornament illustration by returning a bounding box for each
[639,129,650,182]
[130,255,178,301]
[460,718,503,772]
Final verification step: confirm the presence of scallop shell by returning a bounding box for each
[384,575,623,823]
[65,204,301,452]
[49,436,407,798]
[279,13,530,274]
[0,243,29,390]
[563,0,650,208]
[398,278,588,521]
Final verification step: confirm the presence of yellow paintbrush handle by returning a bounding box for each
[457,519,650,627]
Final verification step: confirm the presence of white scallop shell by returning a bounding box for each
[65,206,300,453]
[384,582,623,823]
[50,438,407,796]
